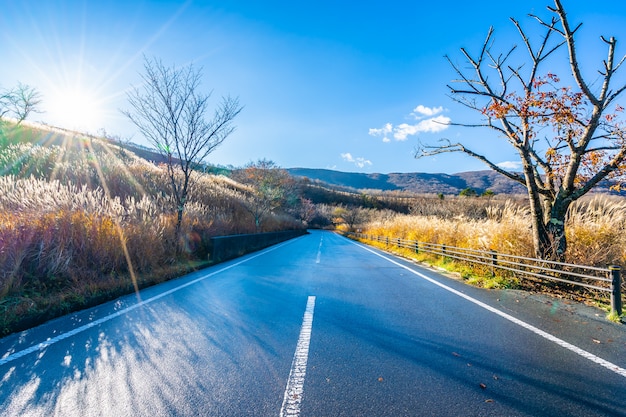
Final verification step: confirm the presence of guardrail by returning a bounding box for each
[348,232,623,316]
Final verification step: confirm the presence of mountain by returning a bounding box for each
[110,140,614,196]
[287,168,528,195]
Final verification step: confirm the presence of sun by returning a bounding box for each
[46,87,104,133]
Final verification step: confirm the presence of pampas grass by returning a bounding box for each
[361,196,625,269]
[0,125,303,334]
[566,196,626,267]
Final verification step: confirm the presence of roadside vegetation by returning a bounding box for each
[0,122,303,335]
[417,0,626,262]
[336,193,626,316]
[347,194,626,268]
[2,121,626,334]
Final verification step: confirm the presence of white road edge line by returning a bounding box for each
[280,295,316,417]
[0,239,300,367]
[347,238,626,379]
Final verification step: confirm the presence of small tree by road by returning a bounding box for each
[123,57,242,239]
[232,159,296,232]
[416,0,626,260]
[334,205,370,232]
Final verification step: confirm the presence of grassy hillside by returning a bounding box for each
[0,122,302,335]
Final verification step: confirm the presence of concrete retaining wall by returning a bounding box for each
[209,229,308,262]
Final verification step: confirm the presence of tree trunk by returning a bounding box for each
[522,162,551,260]
[544,197,571,262]
[175,206,184,237]
[531,207,553,260]
[544,218,567,261]
[531,197,570,262]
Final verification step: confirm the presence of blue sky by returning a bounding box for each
[2,1,626,174]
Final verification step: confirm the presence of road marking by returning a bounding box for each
[348,238,626,379]
[316,236,323,264]
[280,296,316,417]
[0,239,300,367]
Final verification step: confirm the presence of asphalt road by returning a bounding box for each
[1,230,625,416]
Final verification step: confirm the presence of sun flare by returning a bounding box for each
[46,87,104,132]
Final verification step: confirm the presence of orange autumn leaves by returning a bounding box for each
[482,73,626,188]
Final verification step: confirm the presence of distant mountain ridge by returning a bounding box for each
[287,168,529,195]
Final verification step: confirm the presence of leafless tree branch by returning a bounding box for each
[123,56,243,236]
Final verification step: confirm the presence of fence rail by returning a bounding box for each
[348,232,623,316]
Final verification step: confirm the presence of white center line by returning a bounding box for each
[348,238,626,379]
[279,296,316,417]
[315,237,323,264]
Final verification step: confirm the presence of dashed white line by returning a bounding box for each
[315,237,323,264]
[348,238,626,379]
[279,296,316,417]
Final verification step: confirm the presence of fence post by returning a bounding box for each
[415,241,419,254]
[609,265,622,316]
[442,244,446,258]
[491,250,497,277]
[386,236,389,246]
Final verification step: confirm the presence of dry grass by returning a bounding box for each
[360,195,626,268]
[565,195,626,267]
[363,200,535,258]
[358,195,626,308]
[0,123,303,334]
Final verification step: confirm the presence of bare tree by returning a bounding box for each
[232,159,296,232]
[416,0,626,260]
[295,197,317,225]
[333,205,370,232]
[343,206,370,231]
[1,83,42,124]
[123,57,242,236]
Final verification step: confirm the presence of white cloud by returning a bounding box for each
[393,115,451,141]
[412,105,443,118]
[497,160,522,170]
[368,106,450,142]
[368,122,392,137]
[369,122,393,143]
[341,152,373,168]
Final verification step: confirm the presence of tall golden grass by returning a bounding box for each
[360,195,626,268]
[0,124,302,334]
